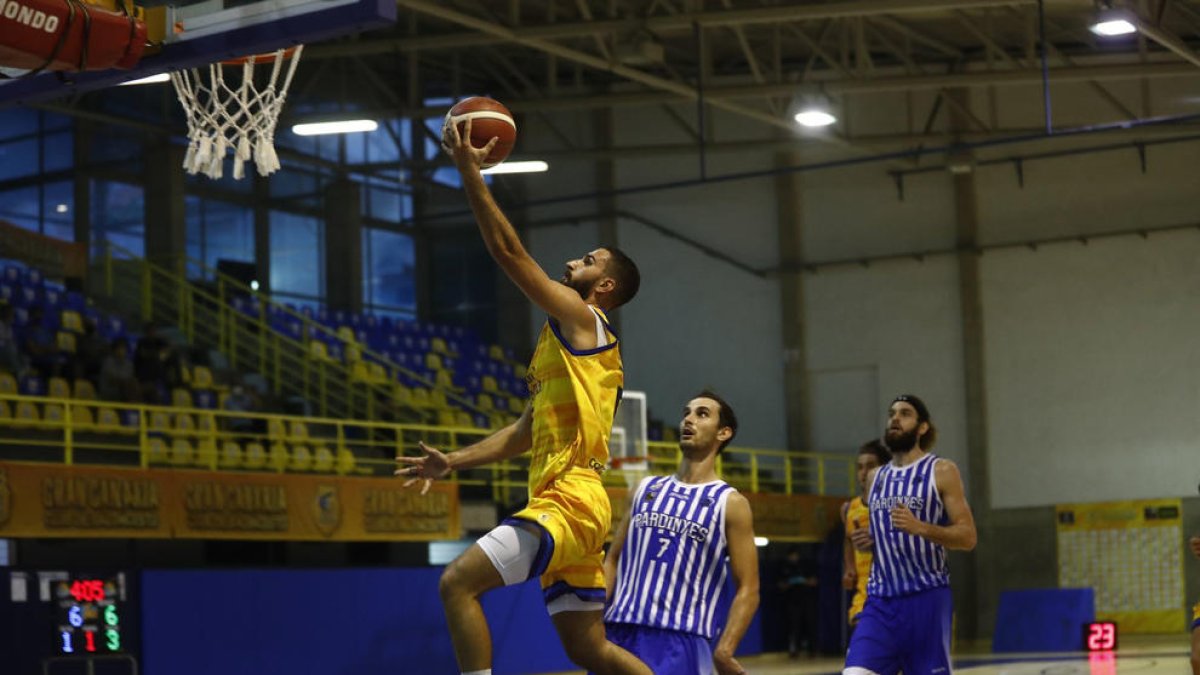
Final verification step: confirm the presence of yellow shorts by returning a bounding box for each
[509,469,611,605]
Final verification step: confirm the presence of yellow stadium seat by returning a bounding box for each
[425,352,443,371]
[434,370,455,391]
[197,414,216,435]
[192,366,215,389]
[60,310,83,333]
[436,410,456,427]
[428,389,448,410]
[350,361,371,382]
[13,401,39,426]
[42,404,65,426]
[96,407,122,430]
[482,375,498,393]
[48,377,70,399]
[146,437,169,465]
[0,401,10,420]
[56,332,77,354]
[431,337,448,355]
[336,447,358,475]
[72,406,95,429]
[513,363,527,378]
[476,393,493,411]
[268,418,286,440]
[392,384,412,406]
[336,326,357,344]
[268,444,290,472]
[368,362,388,384]
[171,388,193,408]
[290,445,313,471]
[194,438,218,469]
[455,411,474,428]
[410,387,431,409]
[0,372,17,395]
[244,442,267,470]
[170,439,194,466]
[488,345,504,360]
[308,340,330,361]
[345,344,363,363]
[288,421,308,440]
[219,441,243,469]
[73,379,96,400]
[312,445,334,473]
[173,414,196,435]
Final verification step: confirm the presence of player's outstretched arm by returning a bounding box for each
[893,460,977,551]
[394,403,533,493]
[443,118,596,335]
[713,492,759,675]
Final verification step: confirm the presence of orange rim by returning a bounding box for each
[219,46,302,66]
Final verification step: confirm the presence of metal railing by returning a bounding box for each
[0,393,853,500]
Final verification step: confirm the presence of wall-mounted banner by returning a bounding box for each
[1056,498,1185,633]
[0,462,459,541]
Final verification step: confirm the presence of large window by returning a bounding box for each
[185,197,254,279]
[0,108,74,237]
[91,181,145,257]
[270,211,324,301]
[361,227,415,318]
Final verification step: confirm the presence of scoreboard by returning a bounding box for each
[54,575,128,655]
[2,570,139,673]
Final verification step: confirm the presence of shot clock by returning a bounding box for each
[1083,621,1118,651]
[54,574,128,655]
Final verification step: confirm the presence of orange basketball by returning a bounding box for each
[445,97,516,168]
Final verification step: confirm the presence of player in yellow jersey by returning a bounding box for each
[394,118,650,675]
[1190,534,1199,675]
[841,439,891,627]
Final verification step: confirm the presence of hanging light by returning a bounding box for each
[291,119,379,136]
[793,93,838,128]
[1089,6,1137,36]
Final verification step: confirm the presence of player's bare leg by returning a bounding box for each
[438,544,506,672]
[550,609,652,675]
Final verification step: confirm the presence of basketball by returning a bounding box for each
[444,96,516,168]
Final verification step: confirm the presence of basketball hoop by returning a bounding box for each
[169,45,303,180]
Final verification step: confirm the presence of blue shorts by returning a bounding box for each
[844,586,953,675]
[597,623,713,675]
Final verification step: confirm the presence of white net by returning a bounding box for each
[609,390,649,489]
[169,45,303,181]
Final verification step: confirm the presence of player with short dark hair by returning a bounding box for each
[841,439,892,626]
[395,117,649,675]
[602,392,758,675]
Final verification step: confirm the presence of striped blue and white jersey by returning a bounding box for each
[866,453,950,597]
[604,474,735,638]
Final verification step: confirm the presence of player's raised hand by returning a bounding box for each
[713,647,748,675]
[890,503,927,537]
[394,441,452,495]
[849,526,875,552]
[441,116,499,172]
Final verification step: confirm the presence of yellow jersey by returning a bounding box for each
[846,496,872,620]
[524,306,623,496]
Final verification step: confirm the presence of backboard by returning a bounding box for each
[0,0,395,106]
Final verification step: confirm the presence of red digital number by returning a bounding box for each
[69,579,106,602]
[1087,622,1116,651]
[84,631,96,653]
